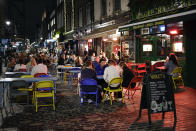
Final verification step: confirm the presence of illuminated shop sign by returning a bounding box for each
[135,0,193,20]
[133,21,164,30]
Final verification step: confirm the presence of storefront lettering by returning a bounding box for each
[155,21,164,26]
[150,74,165,79]
[146,23,154,27]
[135,0,194,20]
[133,24,144,30]
[132,21,164,30]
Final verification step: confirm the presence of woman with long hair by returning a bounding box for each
[165,53,179,74]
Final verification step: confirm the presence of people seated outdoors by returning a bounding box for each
[14,59,27,72]
[91,52,96,61]
[103,59,121,99]
[165,53,179,74]
[58,54,66,65]
[111,52,119,65]
[92,56,100,69]
[79,60,101,103]
[75,56,83,67]
[7,57,16,72]
[99,52,108,62]
[31,57,48,77]
[95,58,108,75]
[119,61,136,88]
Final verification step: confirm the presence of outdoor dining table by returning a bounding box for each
[5,72,31,78]
[68,70,81,90]
[0,76,58,115]
[156,66,166,72]
[56,66,81,82]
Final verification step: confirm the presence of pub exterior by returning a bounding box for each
[119,0,196,87]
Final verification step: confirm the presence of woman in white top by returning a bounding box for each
[14,59,27,71]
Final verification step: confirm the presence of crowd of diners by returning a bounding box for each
[5,49,180,103]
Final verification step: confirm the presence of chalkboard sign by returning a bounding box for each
[139,71,176,124]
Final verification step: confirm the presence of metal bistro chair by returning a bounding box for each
[171,67,184,90]
[9,80,29,113]
[20,75,34,104]
[103,77,124,105]
[34,80,55,112]
[80,79,98,108]
[135,63,147,77]
[123,76,143,103]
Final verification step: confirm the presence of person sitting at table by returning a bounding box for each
[31,57,48,77]
[7,57,16,72]
[14,59,27,72]
[94,58,107,75]
[79,60,101,103]
[75,56,83,67]
[92,56,100,69]
[58,54,66,65]
[165,53,179,74]
[103,59,121,99]
[119,61,136,88]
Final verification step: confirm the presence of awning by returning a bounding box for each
[119,9,196,32]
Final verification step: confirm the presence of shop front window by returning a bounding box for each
[172,35,184,57]
[141,36,153,57]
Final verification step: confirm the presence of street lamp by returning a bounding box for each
[5,20,11,26]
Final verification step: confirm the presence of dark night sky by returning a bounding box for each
[0,0,56,41]
[24,0,56,40]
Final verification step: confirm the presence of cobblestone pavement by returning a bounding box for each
[1,80,196,131]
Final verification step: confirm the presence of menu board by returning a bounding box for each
[148,73,174,113]
[139,71,176,123]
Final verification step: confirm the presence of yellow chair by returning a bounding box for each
[18,75,34,104]
[64,65,72,81]
[21,75,34,78]
[103,77,124,105]
[34,80,55,112]
[171,67,184,90]
[19,75,34,91]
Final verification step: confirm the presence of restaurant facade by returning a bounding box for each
[119,0,196,87]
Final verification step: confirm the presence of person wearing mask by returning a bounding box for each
[165,53,179,74]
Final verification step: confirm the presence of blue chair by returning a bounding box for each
[80,79,98,107]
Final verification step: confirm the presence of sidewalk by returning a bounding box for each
[0,81,196,131]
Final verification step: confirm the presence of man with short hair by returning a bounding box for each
[103,59,122,99]
[103,60,120,85]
